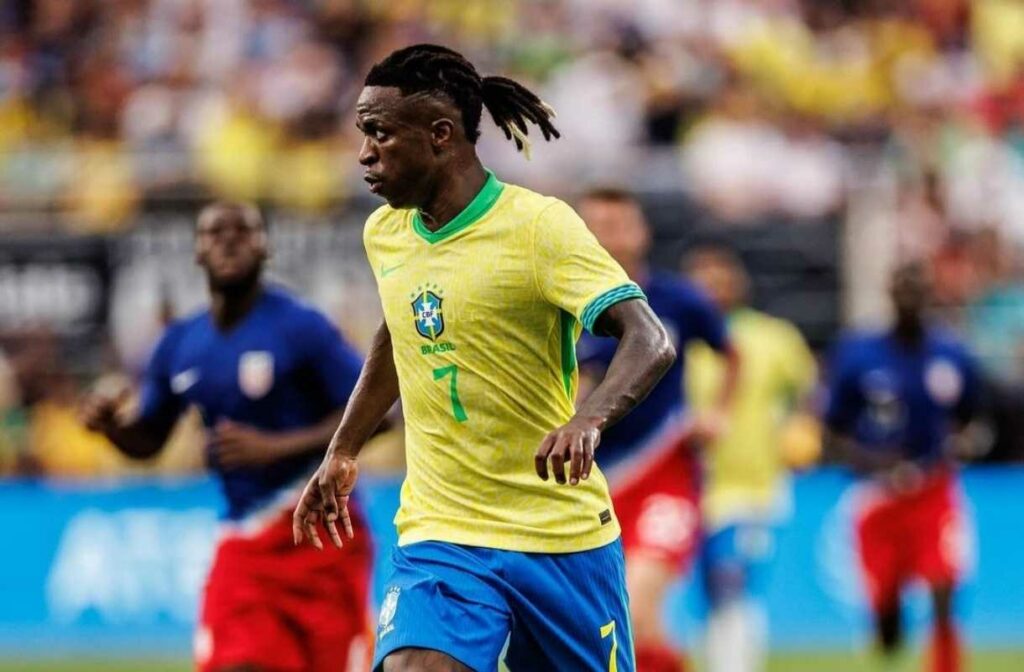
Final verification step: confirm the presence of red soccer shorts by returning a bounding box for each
[195,503,373,672]
[611,436,701,570]
[854,469,966,613]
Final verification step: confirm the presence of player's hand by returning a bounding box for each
[879,460,925,494]
[79,387,130,435]
[535,416,600,486]
[292,450,359,550]
[689,409,728,447]
[211,420,279,469]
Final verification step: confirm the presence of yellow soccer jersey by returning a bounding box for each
[363,171,645,552]
[687,309,817,528]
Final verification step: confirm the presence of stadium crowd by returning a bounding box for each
[0,0,1023,478]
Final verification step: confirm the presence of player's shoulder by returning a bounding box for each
[501,182,576,221]
[262,285,332,327]
[831,329,885,364]
[647,271,711,310]
[363,203,409,237]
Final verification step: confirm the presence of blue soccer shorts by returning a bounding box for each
[372,538,634,671]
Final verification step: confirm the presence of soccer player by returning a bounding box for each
[825,263,980,672]
[576,189,739,672]
[81,202,372,672]
[685,246,819,672]
[293,44,676,672]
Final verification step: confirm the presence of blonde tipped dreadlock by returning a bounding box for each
[365,44,560,157]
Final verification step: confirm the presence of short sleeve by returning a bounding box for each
[298,309,363,409]
[137,327,187,430]
[532,200,646,333]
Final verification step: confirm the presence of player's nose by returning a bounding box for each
[358,137,377,166]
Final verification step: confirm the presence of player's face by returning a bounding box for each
[355,86,441,209]
[687,251,746,311]
[578,198,650,267]
[890,266,931,320]
[195,207,267,290]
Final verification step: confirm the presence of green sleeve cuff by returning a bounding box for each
[580,283,647,334]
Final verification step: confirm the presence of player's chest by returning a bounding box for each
[857,355,964,411]
[376,242,539,346]
[168,333,299,409]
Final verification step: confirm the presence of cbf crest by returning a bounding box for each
[239,351,274,399]
[378,586,400,639]
[411,284,445,341]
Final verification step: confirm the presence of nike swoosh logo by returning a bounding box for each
[171,368,200,394]
[380,263,405,278]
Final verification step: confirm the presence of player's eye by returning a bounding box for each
[374,129,389,141]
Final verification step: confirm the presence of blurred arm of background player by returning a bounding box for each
[80,385,350,468]
[294,320,400,548]
[689,343,740,445]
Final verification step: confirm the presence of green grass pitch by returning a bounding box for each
[0,651,1020,672]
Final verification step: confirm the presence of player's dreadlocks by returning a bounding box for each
[365,44,560,158]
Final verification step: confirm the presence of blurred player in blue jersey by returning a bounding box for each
[577,188,739,672]
[686,246,820,672]
[82,202,372,672]
[826,263,981,672]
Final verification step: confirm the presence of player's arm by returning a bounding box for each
[212,410,348,469]
[81,392,174,460]
[686,288,740,444]
[81,329,185,460]
[535,298,675,485]
[293,319,399,549]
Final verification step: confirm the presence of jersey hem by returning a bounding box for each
[396,521,621,554]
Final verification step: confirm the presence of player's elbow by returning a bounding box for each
[650,327,676,376]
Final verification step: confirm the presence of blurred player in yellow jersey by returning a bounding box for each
[686,246,820,672]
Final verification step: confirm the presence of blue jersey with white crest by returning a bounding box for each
[139,286,363,520]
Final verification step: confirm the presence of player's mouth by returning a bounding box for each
[364,174,384,194]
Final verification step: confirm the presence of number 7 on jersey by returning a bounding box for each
[433,364,468,422]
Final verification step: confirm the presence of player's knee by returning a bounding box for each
[876,606,903,654]
[382,648,473,672]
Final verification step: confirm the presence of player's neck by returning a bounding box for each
[892,318,925,347]
[210,281,264,331]
[417,160,487,232]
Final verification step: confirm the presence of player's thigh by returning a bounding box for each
[504,539,635,672]
[196,542,305,672]
[382,648,475,672]
[912,474,968,591]
[855,500,905,612]
[372,542,511,672]
[702,522,777,606]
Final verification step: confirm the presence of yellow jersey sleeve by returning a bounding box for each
[531,200,645,332]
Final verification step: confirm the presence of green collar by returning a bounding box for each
[412,170,504,244]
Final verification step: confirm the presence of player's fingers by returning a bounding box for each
[325,515,344,549]
[292,483,318,545]
[535,433,555,481]
[318,472,339,522]
[550,435,568,485]
[339,497,355,540]
[568,434,584,485]
[302,509,323,550]
[581,433,596,481]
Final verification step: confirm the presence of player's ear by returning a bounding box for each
[431,118,455,153]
